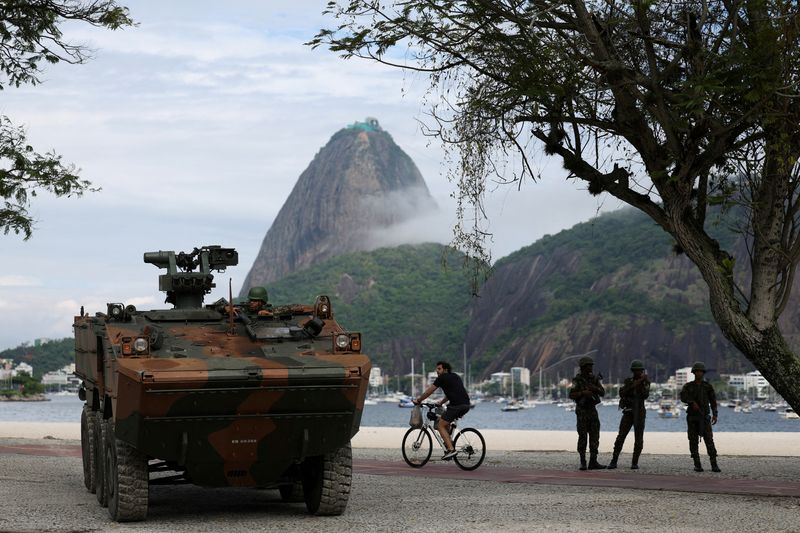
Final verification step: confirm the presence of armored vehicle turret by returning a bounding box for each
[74,245,371,522]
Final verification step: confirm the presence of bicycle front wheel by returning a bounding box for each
[453,428,486,471]
[401,427,432,468]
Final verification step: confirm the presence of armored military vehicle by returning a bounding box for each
[74,245,371,522]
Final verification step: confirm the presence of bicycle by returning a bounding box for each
[401,402,486,471]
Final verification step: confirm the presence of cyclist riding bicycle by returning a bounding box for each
[413,360,470,460]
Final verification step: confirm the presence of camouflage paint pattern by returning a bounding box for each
[74,247,370,489]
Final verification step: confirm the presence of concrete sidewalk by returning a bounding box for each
[2,437,799,531]
[2,422,798,456]
[4,440,800,498]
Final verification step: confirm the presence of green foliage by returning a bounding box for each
[471,208,736,373]
[11,370,44,395]
[0,1,134,239]
[0,337,74,375]
[268,243,475,371]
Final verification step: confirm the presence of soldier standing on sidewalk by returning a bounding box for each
[608,359,650,470]
[569,356,606,470]
[679,361,721,472]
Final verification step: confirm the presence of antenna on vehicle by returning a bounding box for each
[227,278,235,336]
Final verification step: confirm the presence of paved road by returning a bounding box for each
[1,438,799,532]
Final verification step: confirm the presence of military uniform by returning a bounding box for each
[679,362,720,472]
[610,371,650,469]
[569,368,605,470]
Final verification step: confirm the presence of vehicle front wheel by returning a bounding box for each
[105,422,149,522]
[302,443,352,516]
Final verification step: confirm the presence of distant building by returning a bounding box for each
[0,359,12,382]
[510,367,531,387]
[368,366,383,388]
[13,362,33,377]
[42,363,80,390]
[41,370,68,386]
[675,367,693,388]
[490,372,511,385]
[726,370,769,396]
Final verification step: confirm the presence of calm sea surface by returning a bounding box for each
[1,394,798,432]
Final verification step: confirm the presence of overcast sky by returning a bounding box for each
[0,1,618,352]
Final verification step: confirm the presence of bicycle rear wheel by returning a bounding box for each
[402,427,432,468]
[453,428,486,471]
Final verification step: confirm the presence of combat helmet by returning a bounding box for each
[691,361,706,373]
[579,356,594,367]
[247,286,269,302]
[630,359,644,370]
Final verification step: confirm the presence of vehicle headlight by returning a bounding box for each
[335,334,350,349]
[133,337,149,353]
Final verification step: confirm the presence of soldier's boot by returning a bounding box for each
[587,453,607,470]
[710,457,721,473]
[692,455,703,472]
[631,450,641,470]
[607,451,619,470]
[579,452,587,471]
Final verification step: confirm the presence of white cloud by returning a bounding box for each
[0,3,618,350]
[0,276,43,287]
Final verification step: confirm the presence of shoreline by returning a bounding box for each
[1,422,797,456]
[0,394,48,402]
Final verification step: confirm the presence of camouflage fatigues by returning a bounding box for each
[679,380,718,458]
[570,373,605,455]
[612,375,651,461]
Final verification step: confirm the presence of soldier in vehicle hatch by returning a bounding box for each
[608,359,650,470]
[680,362,721,472]
[245,286,271,315]
[569,356,606,470]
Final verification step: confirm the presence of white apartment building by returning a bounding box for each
[726,370,769,393]
[490,372,511,385]
[675,367,693,388]
[510,367,531,387]
[368,366,383,388]
[13,362,33,377]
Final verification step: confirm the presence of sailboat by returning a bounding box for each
[500,373,521,411]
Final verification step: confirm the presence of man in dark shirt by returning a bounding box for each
[413,361,471,460]
[679,361,721,472]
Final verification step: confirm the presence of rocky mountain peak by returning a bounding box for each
[240,118,437,295]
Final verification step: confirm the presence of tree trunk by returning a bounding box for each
[669,212,800,413]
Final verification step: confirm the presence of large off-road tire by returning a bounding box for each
[302,443,352,516]
[94,411,107,506]
[278,480,305,503]
[105,421,149,522]
[81,406,96,493]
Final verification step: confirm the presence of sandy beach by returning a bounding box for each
[2,424,799,531]
[2,422,796,456]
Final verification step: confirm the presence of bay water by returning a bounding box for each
[1,394,798,432]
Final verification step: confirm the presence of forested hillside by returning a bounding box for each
[267,242,475,372]
[0,338,73,376]
[466,208,760,381]
[8,209,785,381]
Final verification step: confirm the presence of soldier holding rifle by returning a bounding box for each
[608,359,650,470]
[679,362,721,472]
[569,356,606,470]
